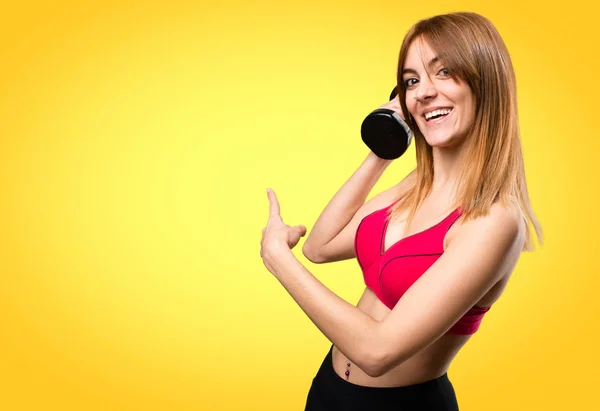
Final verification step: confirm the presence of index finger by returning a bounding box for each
[267,188,281,220]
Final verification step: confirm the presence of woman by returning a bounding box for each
[260,12,542,411]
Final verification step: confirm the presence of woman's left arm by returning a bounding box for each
[260,189,525,377]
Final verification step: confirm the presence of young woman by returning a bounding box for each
[260,12,542,411]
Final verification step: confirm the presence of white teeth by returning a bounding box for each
[425,108,452,120]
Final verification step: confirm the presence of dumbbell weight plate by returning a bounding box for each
[360,87,412,160]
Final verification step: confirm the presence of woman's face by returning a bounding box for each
[402,38,476,148]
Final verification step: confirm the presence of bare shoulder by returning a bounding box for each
[449,200,524,240]
[447,201,526,276]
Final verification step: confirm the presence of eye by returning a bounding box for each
[438,67,451,77]
[404,78,418,88]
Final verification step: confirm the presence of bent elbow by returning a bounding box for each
[360,349,389,378]
[302,243,325,264]
[363,362,386,378]
[363,365,384,378]
[362,349,398,378]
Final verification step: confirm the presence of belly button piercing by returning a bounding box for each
[345,362,351,379]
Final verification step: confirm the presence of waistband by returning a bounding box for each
[311,345,455,409]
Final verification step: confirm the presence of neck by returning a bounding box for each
[430,140,469,195]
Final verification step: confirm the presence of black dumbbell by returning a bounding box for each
[360,87,413,160]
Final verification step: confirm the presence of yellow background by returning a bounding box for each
[1,1,597,410]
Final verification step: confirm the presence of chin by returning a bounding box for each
[423,135,454,147]
[422,131,467,149]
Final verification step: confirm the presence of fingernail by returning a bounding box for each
[266,188,271,193]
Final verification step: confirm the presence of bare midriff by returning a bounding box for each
[330,287,475,388]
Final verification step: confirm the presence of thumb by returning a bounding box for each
[297,225,307,237]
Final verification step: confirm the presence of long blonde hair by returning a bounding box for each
[390,12,542,251]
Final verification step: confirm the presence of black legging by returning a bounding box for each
[304,346,460,411]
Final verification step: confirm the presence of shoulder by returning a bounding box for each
[451,200,523,240]
[471,201,523,235]
[447,202,525,275]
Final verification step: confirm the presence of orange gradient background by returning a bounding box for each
[1,1,598,410]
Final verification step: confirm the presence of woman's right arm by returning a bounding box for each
[302,151,413,264]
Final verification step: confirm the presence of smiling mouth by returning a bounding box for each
[424,108,454,124]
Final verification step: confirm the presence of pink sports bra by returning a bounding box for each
[354,200,491,335]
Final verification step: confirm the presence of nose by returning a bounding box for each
[415,75,437,102]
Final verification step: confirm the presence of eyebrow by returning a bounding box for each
[402,56,440,76]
